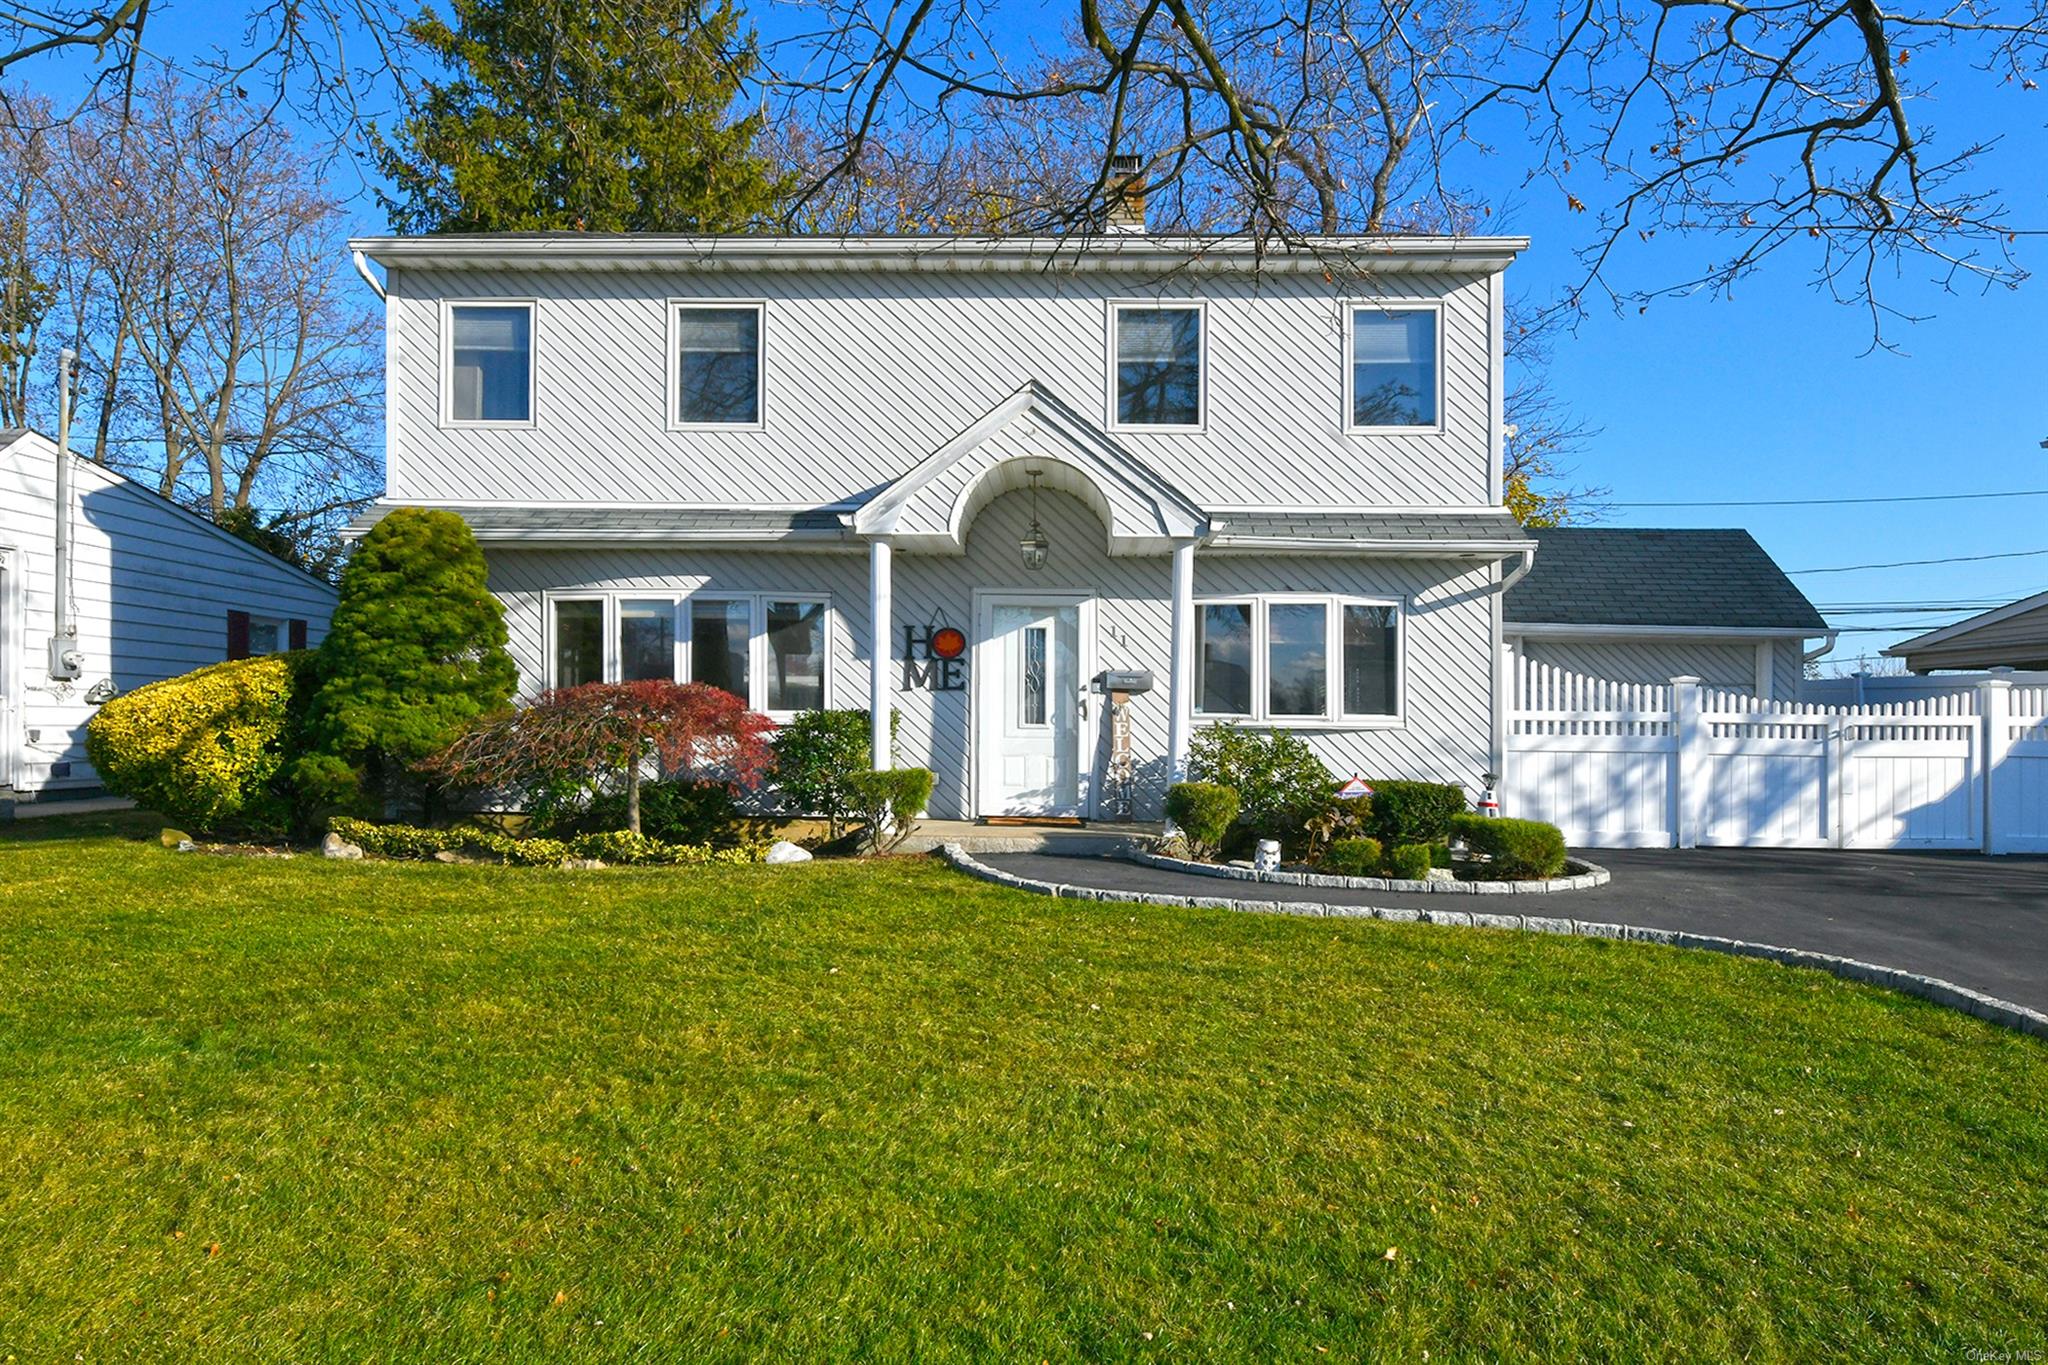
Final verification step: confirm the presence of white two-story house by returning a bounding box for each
[347,228,1539,822]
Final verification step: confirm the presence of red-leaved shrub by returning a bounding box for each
[425,682,774,834]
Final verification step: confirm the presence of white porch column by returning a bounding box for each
[1167,538,1197,782]
[868,538,893,771]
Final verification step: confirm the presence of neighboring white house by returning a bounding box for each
[347,228,1542,821]
[1504,528,1832,701]
[0,428,339,801]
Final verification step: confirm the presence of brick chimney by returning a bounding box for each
[1106,153,1147,234]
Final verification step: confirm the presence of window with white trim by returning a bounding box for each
[447,302,534,424]
[672,302,763,426]
[1347,304,1439,430]
[544,591,831,717]
[1193,595,1403,724]
[552,598,605,688]
[1110,303,1203,428]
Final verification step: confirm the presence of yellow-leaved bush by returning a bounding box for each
[85,654,305,835]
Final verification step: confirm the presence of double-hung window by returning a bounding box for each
[547,592,830,718]
[1194,595,1403,725]
[446,302,534,424]
[1347,303,1439,431]
[672,302,763,426]
[1110,302,1203,429]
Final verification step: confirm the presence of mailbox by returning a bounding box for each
[1094,669,1155,695]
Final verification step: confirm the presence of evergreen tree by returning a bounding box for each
[374,0,784,233]
[299,509,517,810]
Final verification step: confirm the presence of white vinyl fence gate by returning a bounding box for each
[1506,660,2048,853]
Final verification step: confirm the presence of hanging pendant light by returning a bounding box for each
[1020,467,1050,571]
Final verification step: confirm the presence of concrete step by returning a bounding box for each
[896,820,1159,855]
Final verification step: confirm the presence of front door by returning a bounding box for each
[976,599,1086,818]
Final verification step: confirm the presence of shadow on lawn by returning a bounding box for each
[0,807,165,846]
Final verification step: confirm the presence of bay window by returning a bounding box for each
[764,599,826,712]
[552,598,604,688]
[691,599,752,700]
[619,600,677,681]
[1193,595,1403,724]
[545,592,831,716]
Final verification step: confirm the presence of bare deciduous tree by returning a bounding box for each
[8,72,381,566]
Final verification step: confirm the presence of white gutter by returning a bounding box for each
[1501,544,1537,590]
[349,232,1530,277]
[1804,631,1840,664]
[1506,622,1829,641]
[351,249,386,300]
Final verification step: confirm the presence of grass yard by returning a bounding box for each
[1,814,2044,1361]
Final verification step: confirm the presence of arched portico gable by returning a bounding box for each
[851,381,1207,556]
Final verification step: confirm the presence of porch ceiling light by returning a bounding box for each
[1020,467,1050,571]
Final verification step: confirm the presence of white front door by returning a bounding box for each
[976,598,1087,817]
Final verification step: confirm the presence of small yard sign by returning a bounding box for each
[1336,777,1373,801]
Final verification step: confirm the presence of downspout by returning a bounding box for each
[1803,631,1838,666]
[47,348,81,682]
[1501,544,1536,591]
[352,249,386,301]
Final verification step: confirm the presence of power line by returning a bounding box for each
[1793,547,2048,575]
[1612,488,2048,509]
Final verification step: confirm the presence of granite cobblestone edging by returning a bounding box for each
[1128,849,1611,894]
[939,844,2048,1041]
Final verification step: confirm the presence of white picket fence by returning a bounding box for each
[1507,659,2048,853]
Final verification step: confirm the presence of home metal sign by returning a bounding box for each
[904,620,967,691]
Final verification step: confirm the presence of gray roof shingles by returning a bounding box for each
[1506,528,1826,631]
[1211,511,1526,543]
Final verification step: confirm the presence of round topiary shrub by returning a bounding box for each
[1318,836,1384,877]
[85,653,309,836]
[1165,781,1241,859]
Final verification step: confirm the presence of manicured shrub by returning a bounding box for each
[1359,780,1468,849]
[1385,843,1434,881]
[843,768,935,854]
[1188,724,1331,846]
[427,681,774,834]
[771,708,878,839]
[1318,837,1383,877]
[86,653,313,836]
[579,779,757,847]
[1451,814,1567,880]
[327,816,763,867]
[1164,782,1239,859]
[297,507,516,812]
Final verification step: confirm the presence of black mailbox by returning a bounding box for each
[1094,669,1155,695]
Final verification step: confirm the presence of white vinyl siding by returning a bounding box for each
[385,267,1497,509]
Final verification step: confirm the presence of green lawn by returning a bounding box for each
[1,814,2043,1361]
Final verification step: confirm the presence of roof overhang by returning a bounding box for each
[1883,587,2048,657]
[349,232,1527,277]
[1505,622,1826,640]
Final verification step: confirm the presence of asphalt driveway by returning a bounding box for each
[979,847,2048,1013]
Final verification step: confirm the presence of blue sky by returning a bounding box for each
[26,5,2046,670]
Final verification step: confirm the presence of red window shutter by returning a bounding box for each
[288,618,308,651]
[226,610,251,660]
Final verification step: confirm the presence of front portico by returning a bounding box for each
[853,382,1208,818]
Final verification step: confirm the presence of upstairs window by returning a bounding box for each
[1194,596,1404,725]
[1112,304,1203,428]
[673,303,763,426]
[1348,305,1438,430]
[447,302,533,424]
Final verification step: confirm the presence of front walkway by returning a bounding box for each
[975,847,2048,1015]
